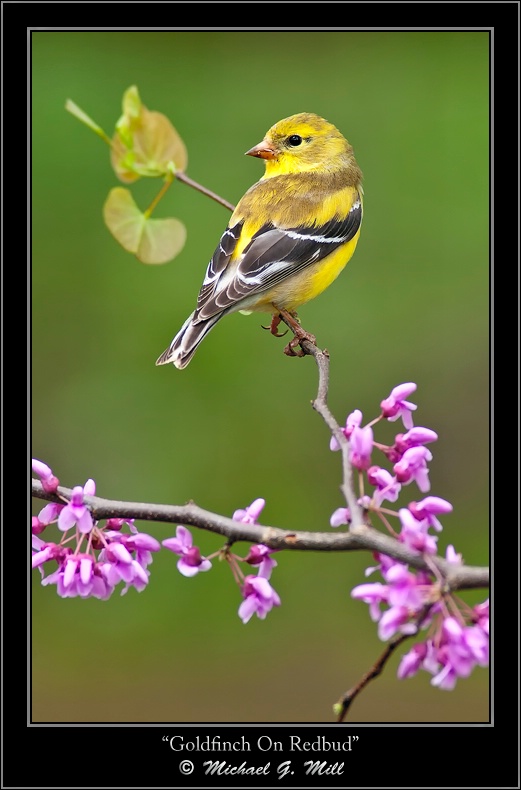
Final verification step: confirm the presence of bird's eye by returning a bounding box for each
[287,134,303,147]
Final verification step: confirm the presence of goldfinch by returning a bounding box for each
[156,112,363,369]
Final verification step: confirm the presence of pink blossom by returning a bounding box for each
[367,466,401,505]
[398,508,438,554]
[473,600,489,635]
[32,541,68,570]
[394,427,438,455]
[408,496,452,531]
[445,545,462,564]
[427,617,489,689]
[430,661,458,690]
[238,573,280,623]
[393,446,432,492]
[233,498,266,524]
[162,526,212,577]
[57,479,96,533]
[349,425,374,470]
[330,409,363,451]
[330,507,351,527]
[124,532,161,570]
[32,502,65,534]
[397,643,428,679]
[384,563,424,609]
[380,383,417,429]
[351,582,388,622]
[243,544,278,578]
[32,459,60,493]
[99,541,150,593]
[378,605,418,641]
[105,517,136,532]
[43,563,113,600]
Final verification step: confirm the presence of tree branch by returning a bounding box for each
[32,480,489,591]
[274,308,364,526]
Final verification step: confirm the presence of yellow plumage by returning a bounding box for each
[157,112,363,369]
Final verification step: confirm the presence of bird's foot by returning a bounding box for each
[272,307,316,357]
[283,335,306,357]
[261,314,288,337]
[283,329,317,357]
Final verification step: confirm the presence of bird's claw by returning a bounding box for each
[284,339,305,357]
[267,306,316,357]
[262,314,288,337]
[283,330,316,357]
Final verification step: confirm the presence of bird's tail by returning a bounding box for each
[155,311,224,369]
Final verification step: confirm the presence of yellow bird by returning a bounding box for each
[156,112,363,369]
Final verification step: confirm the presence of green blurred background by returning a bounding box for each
[31,31,489,723]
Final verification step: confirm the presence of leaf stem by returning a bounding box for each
[143,175,175,218]
[175,171,236,212]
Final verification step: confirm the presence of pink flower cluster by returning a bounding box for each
[329,384,489,689]
[32,463,162,599]
[32,462,279,624]
[32,459,215,599]
[232,499,280,623]
[351,551,488,688]
[398,605,489,690]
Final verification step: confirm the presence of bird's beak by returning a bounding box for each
[245,139,277,160]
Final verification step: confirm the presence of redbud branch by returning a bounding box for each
[334,604,434,723]
[277,309,364,527]
[32,480,489,592]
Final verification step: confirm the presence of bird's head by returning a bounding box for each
[245,112,354,177]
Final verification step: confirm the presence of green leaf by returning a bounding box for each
[65,99,112,145]
[103,187,187,265]
[114,86,142,148]
[121,85,142,121]
[110,86,188,182]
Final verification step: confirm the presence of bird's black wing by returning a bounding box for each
[195,194,362,320]
[195,222,243,311]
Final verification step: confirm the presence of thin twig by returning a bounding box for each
[175,171,235,212]
[334,605,434,723]
[277,310,364,527]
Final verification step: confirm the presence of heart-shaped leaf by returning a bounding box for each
[110,86,188,183]
[103,187,186,264]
